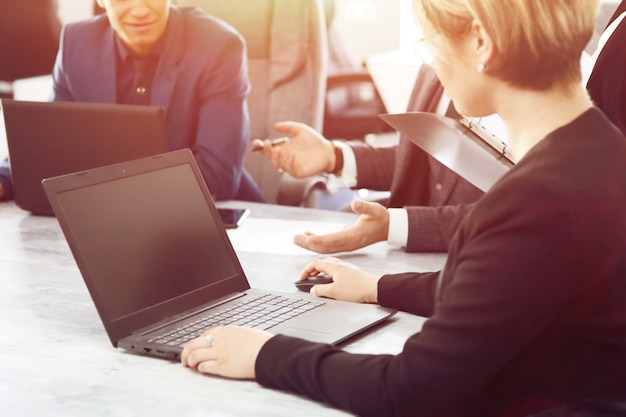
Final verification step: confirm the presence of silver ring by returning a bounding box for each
[204,334,214,347]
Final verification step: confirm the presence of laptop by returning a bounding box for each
[42,148,396,360]
[1,99,169,215]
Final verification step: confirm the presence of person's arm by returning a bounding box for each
[402,203,477,252]
[253,123,392,191]
[190,28,251,200]
[350,141,396,191]
[255,184,584,417]
[253,121,341,179]
[293,201,474,254]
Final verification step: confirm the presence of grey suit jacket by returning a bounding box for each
[348,64,483,252]
[51,6,257,201]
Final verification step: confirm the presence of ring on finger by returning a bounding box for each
[204,334,214,347]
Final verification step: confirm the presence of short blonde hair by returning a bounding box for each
[414,0,598,90]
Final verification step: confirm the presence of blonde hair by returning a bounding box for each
[414,0,599,90]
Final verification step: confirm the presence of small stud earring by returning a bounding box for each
[477,63,486,73]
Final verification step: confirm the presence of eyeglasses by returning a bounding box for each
[413,33,438,65]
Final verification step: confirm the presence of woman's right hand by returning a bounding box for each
[299,256,380,304]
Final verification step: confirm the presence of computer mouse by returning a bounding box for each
[294,274,333,292]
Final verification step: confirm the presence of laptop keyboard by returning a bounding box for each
[149,293,325,348]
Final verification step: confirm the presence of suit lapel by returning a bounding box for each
[86,22,118,103]
[151,7,184,109]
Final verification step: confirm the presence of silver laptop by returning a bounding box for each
[1,99,169,215]
[42,148,396,360]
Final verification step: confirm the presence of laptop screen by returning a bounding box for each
[2,99,170,215]
[49,152,249,339]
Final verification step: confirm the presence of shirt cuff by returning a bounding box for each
[331,140,357,188]
[387,208,409,247]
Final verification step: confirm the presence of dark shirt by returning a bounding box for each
[255,108,626,417]
[115,34,163,105]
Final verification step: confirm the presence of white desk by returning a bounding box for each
[0,201,446,417]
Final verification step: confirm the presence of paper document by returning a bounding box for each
[226,218,346,255]
[379,112,514,192]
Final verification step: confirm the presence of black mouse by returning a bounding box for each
[294,274,333,292]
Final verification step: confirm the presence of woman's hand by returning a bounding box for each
[298,256,381,304]
[181,325,273,379]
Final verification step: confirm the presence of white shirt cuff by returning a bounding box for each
[387,208,409,247]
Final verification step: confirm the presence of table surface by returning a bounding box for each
[0,200,446,417]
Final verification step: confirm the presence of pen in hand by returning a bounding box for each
[251,136,290,152]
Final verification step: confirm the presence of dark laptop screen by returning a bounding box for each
[55,162,240,323]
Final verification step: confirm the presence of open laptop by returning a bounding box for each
[42,148,396,360]
[1,99,169,215]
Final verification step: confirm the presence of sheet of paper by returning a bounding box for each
[226,218,346,255]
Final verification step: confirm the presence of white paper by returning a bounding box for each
[226,218,346,254]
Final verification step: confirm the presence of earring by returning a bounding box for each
[477,63,486,73]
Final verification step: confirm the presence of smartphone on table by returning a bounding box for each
[217,208,250,229]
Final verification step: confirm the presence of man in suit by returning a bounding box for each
[0,0,62,201]
[258,9,626,254]
[56,0,262,201]
[2,0,263,204]
[255,64,483,253]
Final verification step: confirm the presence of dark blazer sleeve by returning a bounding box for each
[0,158,13,201]
[404,202,477,252]
[169,9,251,200]
[350,141,396,191]
[255,109,626,417]
[350,64,484,252]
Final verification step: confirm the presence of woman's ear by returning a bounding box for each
[471,18,496,72]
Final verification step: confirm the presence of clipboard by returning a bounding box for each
[379,112,514,192]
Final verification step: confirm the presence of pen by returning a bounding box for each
[251,136,290,152]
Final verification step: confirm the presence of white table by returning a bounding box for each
[0,201,446,417]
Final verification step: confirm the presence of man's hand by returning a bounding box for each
[250,121,336,178]
[293,200,390,254]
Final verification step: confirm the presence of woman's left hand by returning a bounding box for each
[181,325,273,379]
